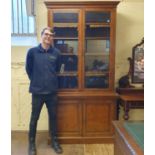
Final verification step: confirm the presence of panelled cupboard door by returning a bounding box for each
[83,98,116,136]
[56,99,82,136]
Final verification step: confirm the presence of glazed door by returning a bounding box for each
[50,10,80,89]
[84,10,111,89]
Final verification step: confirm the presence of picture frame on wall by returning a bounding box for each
[132,38,144,83]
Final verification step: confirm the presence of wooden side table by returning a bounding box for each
[116,88,144,120]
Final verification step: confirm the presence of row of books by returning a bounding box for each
[53,27,110,37]
[58,76,78,88]
[58,76,109,88]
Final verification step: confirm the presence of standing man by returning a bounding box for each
[26,27,63,155]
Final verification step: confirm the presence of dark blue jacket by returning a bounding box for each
[26,44,60,94]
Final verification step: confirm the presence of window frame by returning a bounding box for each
[11,0,36,36]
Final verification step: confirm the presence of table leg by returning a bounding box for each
[116,99,121,120]
[123,101,129,120]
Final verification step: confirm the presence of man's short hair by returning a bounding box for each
[41,27,55,36]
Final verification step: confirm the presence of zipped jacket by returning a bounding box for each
[26,44,60,94]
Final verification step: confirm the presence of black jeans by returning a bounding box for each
[29,93,58,140]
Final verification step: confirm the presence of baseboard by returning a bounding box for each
[11,130,114,144]
[11,130,49,135]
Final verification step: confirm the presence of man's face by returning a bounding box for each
[41,29,54,46]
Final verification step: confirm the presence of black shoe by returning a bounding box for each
[51,140,63,154]
[29,138,37,155]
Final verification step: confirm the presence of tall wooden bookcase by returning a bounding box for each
[44,0,120,143]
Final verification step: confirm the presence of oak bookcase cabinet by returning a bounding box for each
[44,0,120,143]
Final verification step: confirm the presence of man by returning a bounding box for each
[26,27,63,155]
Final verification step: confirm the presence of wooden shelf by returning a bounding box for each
[54,23,78,27]
[85,52,109,56]
[85,71,108,76]
[61,53,78,56]
[57,72,78,76]
[55,37,78,40]
[86,22,110,27]
[85,37,110,40]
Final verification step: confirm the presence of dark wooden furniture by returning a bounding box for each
[132,38,144,84]
[44,0,120,143]
[113,121,144,155]
[116,88,144,120]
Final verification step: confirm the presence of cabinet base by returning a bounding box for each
[48,136,114,144]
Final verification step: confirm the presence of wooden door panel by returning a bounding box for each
[84,99,115,136]
[57,100,82,136]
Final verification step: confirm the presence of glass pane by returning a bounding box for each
[85,11,110,88]
[85,55,109,72]
[55,40,78,54]
[53,12,78,38]
[58,76,78,88]
[29,17,35,33]
[85,75,109,88]
[55,39,78,89]
[86,26,110,38]
[53,13,78,23]
[54,27,78,38]
[12,0,18,33]
[86,39,110,53]
[85,12,110,23]
[53,12,79,89]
